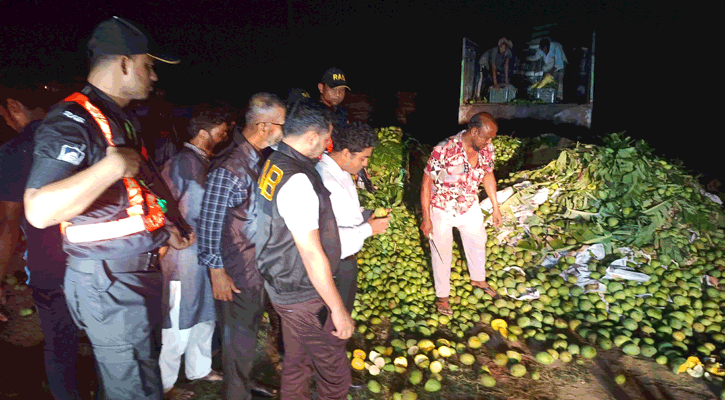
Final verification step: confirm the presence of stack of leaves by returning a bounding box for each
[510,133,725,263]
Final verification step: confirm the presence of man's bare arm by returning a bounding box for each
[504,58,510,84]
[492,62,499,88]
[24,147,142,229]
[420,173,434,237]
[483,171,502,226]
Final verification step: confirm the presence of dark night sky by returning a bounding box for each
[1,1,715,174]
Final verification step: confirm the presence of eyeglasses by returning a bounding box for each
[257,122,284,128]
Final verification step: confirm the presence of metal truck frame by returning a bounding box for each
[459,31,595,128]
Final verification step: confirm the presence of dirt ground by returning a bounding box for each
[1,241,722,400]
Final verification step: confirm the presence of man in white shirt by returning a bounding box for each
[534,38,568,101]
[316,122,390,313]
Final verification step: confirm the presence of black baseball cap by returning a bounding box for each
[287,88,311,105]
[321,68,350,90]
[87,16,180,64]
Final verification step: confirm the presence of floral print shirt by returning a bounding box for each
[424,131,495,216]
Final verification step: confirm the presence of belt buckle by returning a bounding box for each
[139,251,159,271]
[148,251,159,271]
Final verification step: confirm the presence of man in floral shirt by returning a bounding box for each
[420,112,502,315]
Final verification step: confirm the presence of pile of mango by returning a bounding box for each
[491,135,522,170]
[347,129,725,399]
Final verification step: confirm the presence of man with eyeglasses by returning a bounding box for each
[197,93,285,400]
[420,112,503,316]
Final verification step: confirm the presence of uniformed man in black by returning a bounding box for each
[318,67,349,130]
[316,68,375,192]
[24,17,194,400]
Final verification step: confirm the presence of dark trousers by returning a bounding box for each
[336,256,357,314]
[216,284,268,400]
[33,288,81,400]
[64,259,163,400]
[272,298,351,400]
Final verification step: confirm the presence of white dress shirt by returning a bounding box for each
[316,154,372,258]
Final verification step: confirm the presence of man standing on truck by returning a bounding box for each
[476,38,515,99]
[420,112,502,316]
[534,38,568,101]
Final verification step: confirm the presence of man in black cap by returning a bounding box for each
[24,16,193,400]
[318,67,349,130]
[317,68,375,192]
[287,87,312,106]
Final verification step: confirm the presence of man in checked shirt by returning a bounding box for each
[197,93,285,400]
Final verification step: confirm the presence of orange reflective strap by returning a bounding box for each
[64,93,114,146]
[61,93,165,237]
[144,192,165,231]
[123,178,165,231]
[59,221,72,235]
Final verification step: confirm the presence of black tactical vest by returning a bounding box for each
[255,142,341,305]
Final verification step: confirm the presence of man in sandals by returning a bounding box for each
[420,112,502,316]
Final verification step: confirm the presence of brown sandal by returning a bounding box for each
[164,387,195,400]
[436,297,453,316]
[472,281,501,299]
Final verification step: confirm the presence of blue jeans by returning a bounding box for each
[33,288,81,400]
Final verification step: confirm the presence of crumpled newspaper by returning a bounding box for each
[701,275,720,288]
[481,181,549,228]
[502,266,540,300]
[555,244,608,294]
[699,188,723,205]
[604,247,651,283]
[481,186,515,213]
[534,244,608,306]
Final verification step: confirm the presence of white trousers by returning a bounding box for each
[159,280,215,391]
[430,205,488,298]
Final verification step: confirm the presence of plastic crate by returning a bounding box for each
[488,87,517,103]
[530,88,556,103]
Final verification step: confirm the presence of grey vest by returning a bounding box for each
[208,132,270,289]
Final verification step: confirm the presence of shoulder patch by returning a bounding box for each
[259,159,284,201]
[62,111,86,124]
[57,144,86,165]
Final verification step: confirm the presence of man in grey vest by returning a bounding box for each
[256,100,354,399]
[197,93,285,400]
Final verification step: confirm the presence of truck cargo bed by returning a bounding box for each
[458,103,593,128]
